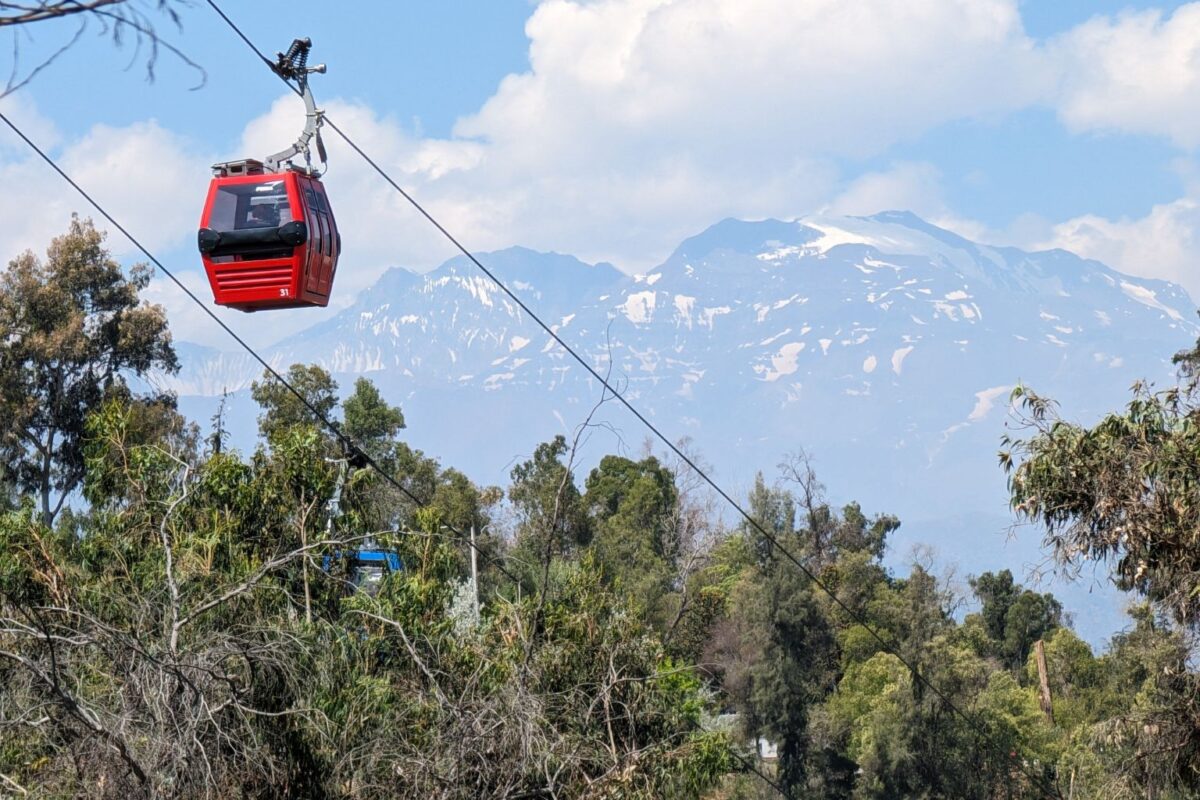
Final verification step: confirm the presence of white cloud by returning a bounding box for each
[1037,197,1200,301]
[139,269,246,345]
[829,163,947,218]
[1053,5,1200,148]
[827,162,990,241]
[0,93,61,154]
[0,100,322,348]
[463,0,1044,158]
[59,121,209,255]
[233,0,1052,274]
[0,108,210,263]
[237,95,477,288]
[968,385,1012,422]
[436,0,1047,266]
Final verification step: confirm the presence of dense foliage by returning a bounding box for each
[2,221,1198,798]
[1001,339,1200,798]
[0,216,176,525]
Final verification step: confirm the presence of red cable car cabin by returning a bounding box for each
[197,159,339,312]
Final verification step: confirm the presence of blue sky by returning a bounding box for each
[4,0,1200,345]
[13,2,534,143]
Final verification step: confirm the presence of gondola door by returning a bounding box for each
[300,179,324,296]
[314,182,339,295]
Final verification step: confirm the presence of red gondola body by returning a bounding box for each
[197,160,340,312]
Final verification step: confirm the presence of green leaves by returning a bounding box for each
[0,216,177,526]
[1004,363,1200,628]
[969,569,1063,669]
[249,363,339,443]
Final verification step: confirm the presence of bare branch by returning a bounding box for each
[1,0,204,99]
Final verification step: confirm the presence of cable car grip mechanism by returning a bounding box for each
[265,37,328,175]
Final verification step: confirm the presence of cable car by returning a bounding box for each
[322,548,404,597]
[320,457,404,597]
[197,38,339,312]
[198,160,339,311]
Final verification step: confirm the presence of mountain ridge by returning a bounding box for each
[166,211,1198,645]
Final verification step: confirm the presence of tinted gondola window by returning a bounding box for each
[210,180,293,233]
[353,564,386,596]
[303,186,330,258]
[315,192,333,257]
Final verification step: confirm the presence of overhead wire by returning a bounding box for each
[0,4,1060,795]
[198,5,1061,798]
[197,6,1062,799]
[0,106,792,795]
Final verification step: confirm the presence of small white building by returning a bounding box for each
[757,737,779,761]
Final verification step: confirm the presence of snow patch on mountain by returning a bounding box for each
[758,342,807,382]
[622,291,657,324]
[803,221,875,254]
[1120,280,1184,321]
[168,212,1200,645]
[673,295,695,326]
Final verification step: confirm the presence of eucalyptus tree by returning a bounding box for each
[0,216,176,525]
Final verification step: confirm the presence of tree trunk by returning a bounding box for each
[301,508,312,625]
[40,430,53,527]
[1034,639,1054,724]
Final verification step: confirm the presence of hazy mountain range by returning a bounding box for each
[164,211,1200,645]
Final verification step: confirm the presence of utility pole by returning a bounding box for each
[469,525,480,621]
[1034,639,1054,724]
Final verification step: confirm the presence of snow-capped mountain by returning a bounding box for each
[168,211,1199,643]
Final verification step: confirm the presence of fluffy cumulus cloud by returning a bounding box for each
[0,95,259,344]
[1032,2,1200,301]
[195,0,1054,283]
[235,0,1041,280]
[1038,197,1200,301]
[1054,5,1200,148]
[235,95,482,294]
[298,0,1200,275]
[442,0,1047,265]
[0,93,60,154]
[0,94,211,263]
[827,161,993,241]
[830,162,948,217]
[469,0,1044,156]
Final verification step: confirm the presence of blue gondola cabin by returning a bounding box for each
[322,548,403,596]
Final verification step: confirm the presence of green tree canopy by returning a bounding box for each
[508,435,590,562]
[969,569,1062,669]
[342,376,405,461]
[250,363,339,443]
[0,216,176,525]
[1003,365,1200,628]
[1002,341,1200,796]
[1,393,734,798]
[584,454,678,610]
